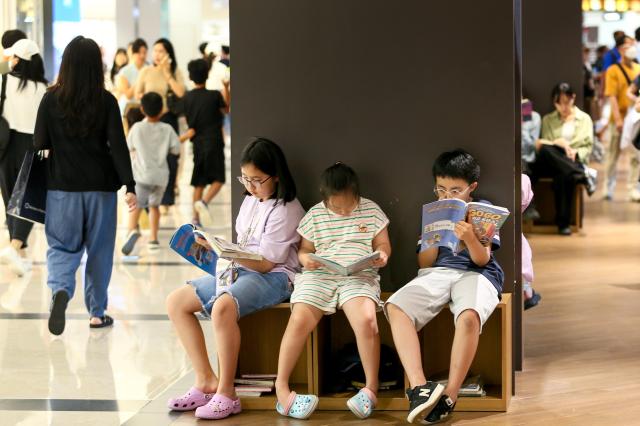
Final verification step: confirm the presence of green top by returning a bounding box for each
[540,106,594,164]
[0,61,9,75]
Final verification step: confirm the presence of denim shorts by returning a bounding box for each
[188,268,292,319]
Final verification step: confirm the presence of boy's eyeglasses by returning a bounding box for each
[434,185,472,198]
[237,175,272,189]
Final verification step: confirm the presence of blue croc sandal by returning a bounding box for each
[275,391,319,419]
[347,387,377,419]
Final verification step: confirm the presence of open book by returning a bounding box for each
[421,199,509,253]
[309,252,380,276]
[169,224,218,275]
[193,229,263,261]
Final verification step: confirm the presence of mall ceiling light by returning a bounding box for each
[631,0,640,11]
[604,0,617,11]
[616,0,629,11]
[591,0,602,10]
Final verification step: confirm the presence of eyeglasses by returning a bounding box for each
[237,175,272,189]
[434,185,472,198]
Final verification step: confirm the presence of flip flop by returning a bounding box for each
[89,315,114,329]
[167,387,213,411]
[195,393,241,419]
[275,391,319,419]
[48,290,69,336]
[347,387,377,419]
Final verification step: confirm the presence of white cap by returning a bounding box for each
[5,39,40,60]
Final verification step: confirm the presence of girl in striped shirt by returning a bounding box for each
[275,163,392,420]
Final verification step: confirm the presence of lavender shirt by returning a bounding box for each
[235,195,306,282]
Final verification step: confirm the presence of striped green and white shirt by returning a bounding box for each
[297,197,390,272]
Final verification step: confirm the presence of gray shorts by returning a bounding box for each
[136,183,164,208]
[384,267,499,333]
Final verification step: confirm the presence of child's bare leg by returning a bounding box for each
[342,297,380,393]
[166,287,218,392]
[149,206,160,241]
[128,208,142,232]
[192,186,204,219]
[275,303,324,406]
[210,294,241,397]
[203,182,223,204]
[445,309,480,402]
[387,303,427,388]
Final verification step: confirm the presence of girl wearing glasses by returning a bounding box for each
[165,137,305,420]
[275,162,392,420]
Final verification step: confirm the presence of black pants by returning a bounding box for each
[160,112,179,206]
[530,145,586,229]
[0,130,34,248]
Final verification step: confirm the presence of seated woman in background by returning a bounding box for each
[531,82,595,235]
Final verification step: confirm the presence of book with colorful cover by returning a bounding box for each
[421,199,509,253]
[308,252,380,276]
[169,224,218,275]
[193,230,263,261]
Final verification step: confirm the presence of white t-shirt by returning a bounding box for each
[206,61,230,91]
[2,74,46,134]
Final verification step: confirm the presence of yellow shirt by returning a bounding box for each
[604,61,640,119]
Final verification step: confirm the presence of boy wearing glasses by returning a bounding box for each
[384,149,503,424]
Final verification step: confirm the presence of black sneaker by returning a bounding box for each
[48,290,69,336]
[424,394,456,424]
[405,382,444,424]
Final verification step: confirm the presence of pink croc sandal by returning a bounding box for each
[195,393,242,420]
[167,387,213,411]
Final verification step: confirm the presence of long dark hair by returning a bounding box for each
[110,47,128,83]
[49,36,105,138]
[240,137,297,204]
[11,54,47,91]
[154,38,177,76]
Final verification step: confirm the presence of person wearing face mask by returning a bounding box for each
[532,83,594,235]
[603,35,640,201]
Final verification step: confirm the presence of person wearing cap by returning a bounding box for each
[0,29,27,74]
[0,38,47,276]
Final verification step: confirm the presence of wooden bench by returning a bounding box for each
[522,178,584,234]
[231,293,512,412]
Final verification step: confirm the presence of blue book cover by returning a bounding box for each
[421,199,510,253]
[169,224,218,276]
[421,199,469,252]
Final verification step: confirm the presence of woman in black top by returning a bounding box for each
[33,36,137,335]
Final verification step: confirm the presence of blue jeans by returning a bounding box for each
[188,268,291,319]
[45,190,117,317]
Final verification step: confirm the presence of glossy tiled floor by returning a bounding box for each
[0,142,230,425]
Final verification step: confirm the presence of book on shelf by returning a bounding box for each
[351,379,399,391]
[421,199,509,253]
[308,252,380,276]
[233,378,275,387]
[433,374,485,397]
[235,383,273,397]
[241,373,277,379]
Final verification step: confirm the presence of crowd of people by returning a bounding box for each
[0,30,231,279]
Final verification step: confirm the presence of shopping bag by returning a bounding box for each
[7,151,47,224]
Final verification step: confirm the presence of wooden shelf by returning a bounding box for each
[234,294,512,412]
